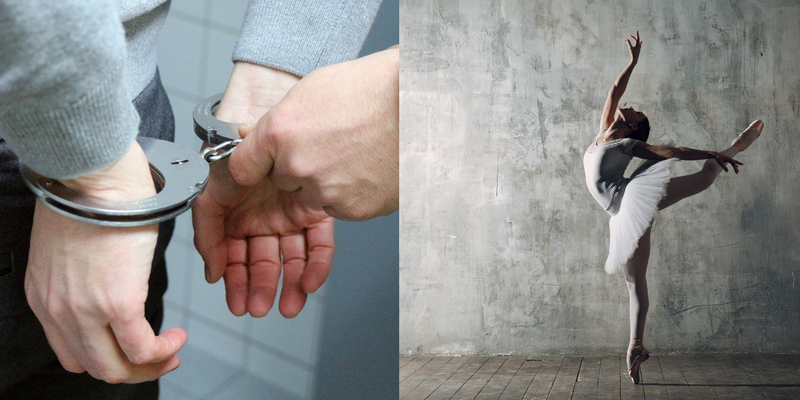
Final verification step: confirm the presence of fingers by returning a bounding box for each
[238,122,256,138]
[223,237,250,316]
[277,233,308,318]
[302,218,335,294]
[37,317,86,373]
[110,315,187,365]
[40,308,183,383]
[24,282,85,372]
[105,323,185,383]
[627,31,641,48]
[192,193,228,283]
[717,158,729,172]
[731,158,742,173]
[229,116,276,187]
[245,235,282,317]
[81,325,180,384]
[225,231,327,319]
[719,155,743,174]
[122,356,182,384]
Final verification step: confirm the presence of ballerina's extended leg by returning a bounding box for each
[658,120,763,210]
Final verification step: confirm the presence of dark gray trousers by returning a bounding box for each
[0,71,174,399]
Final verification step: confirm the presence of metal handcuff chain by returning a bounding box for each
[20,93,242,227]
[201,139,243,165]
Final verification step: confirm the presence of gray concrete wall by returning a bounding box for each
[400,0,800,355]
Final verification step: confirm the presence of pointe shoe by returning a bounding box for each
[627,339,650,384]
[731,120,764,151]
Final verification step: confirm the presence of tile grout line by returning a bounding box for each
[731,354,769,398]
[196,0,212,97]
[201,368,246,400]
[164,299,314,371]
[169,8,240,35]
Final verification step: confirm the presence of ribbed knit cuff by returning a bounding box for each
[233,0,382,77]
[0,73,140,180]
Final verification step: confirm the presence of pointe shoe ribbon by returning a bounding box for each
[627,339,650,385]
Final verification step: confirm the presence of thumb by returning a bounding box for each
[238,121,257,138]
[228,118,275,186]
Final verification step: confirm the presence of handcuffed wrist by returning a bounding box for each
[60,141,155,202]
[217,62,300,124]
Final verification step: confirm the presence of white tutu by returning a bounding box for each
[605,157,677,274]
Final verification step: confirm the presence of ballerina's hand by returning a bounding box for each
[712,152,743,174]
[627,31,642,62]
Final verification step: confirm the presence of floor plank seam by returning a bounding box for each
[452,356,491,399]
[400,356,432,383]
[399,355,800,399]
[545,356,565,400]
[472,356,507,400]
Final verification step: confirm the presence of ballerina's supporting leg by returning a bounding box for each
[625,226,650,342]
[622,121,762,383]
[624,225,651,375]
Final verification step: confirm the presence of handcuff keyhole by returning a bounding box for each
[171,159,189,165]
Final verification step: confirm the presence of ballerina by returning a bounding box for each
[582,31,763,384]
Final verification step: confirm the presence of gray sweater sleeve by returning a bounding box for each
[233,0,382,77]
[0,0,139,179]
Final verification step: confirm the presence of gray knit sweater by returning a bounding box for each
[0,0,380,179]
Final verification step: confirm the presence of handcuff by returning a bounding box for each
[19,93,243,227]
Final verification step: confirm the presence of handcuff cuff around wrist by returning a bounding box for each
[19,93,244,227]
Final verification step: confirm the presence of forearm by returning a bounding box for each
[633,143,712,161]
[0,0,139,180]
[233,0,382,77]
[672,147,715,161]
[609,59,637,99]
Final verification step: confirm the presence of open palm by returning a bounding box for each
[192,158,334,318]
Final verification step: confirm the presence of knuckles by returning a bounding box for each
[95,370,128,385]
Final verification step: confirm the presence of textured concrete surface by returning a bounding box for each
[400,0,800,355]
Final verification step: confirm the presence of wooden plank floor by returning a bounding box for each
[398,354,800,399]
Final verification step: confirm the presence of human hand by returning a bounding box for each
[193,63,334,318]
[711,151,742,173]
[25,141,187,383]
[193,159,335,317]
[627,31,642,63]
[228,46,399,221]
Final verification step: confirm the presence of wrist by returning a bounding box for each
[216,62,300,124]
[60,141,155,202]
[383,46,400,91]
[371,47,399,120]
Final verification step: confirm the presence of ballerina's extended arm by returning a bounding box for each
[631,142,743,174]
[600,31,642,130]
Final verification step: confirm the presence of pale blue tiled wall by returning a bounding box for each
[154,0,398,399]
